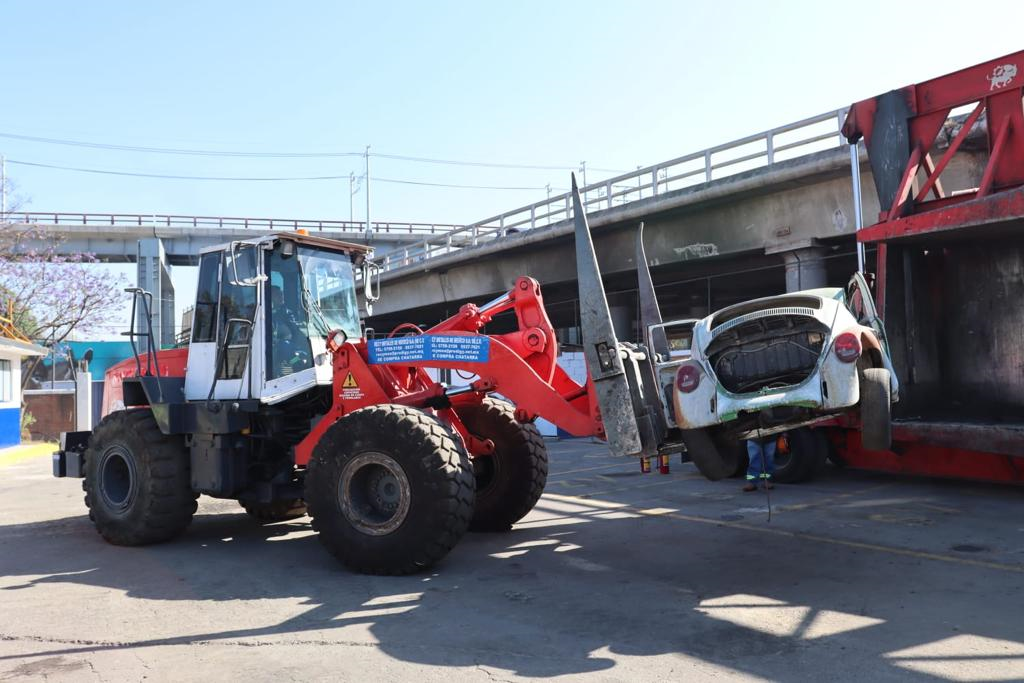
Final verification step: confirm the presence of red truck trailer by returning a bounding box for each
[834,51,1024,482]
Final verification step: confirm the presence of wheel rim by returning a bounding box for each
[98,444,137,513]
[339,452,411,535]
[472,451,501,497]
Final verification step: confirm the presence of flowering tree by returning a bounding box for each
[1,178,128,387]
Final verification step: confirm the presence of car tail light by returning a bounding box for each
[833,332,861,363]
[676,363,701,393]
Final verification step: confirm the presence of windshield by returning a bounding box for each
[297,246,361,340]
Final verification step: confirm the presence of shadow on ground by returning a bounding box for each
[2,481,1023,680]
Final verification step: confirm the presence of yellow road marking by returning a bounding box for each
[543,492,1024,574]
[0,442,57,467]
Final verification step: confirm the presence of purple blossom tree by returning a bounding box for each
[1,179,128,388]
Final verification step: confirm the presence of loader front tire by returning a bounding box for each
[680,428,743,481]
[83,409,197,546]
[456,398,548,532]
[241,498,307,522]
[306,405,475,575]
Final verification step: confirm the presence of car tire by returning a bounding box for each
[681,428,744,481]
[305,404,475,575]
[860,368,892,451]
[456,398,548,532]
[241,498,307,522]
[83,409,198,546]
[774,428,828,483]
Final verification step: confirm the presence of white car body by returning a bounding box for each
[669,274,899,439]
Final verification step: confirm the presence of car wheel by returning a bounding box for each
[774,428,829,483]
[681,429,744,481]
[860,368,892,451]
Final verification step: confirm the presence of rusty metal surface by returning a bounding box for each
[571,175,643,457]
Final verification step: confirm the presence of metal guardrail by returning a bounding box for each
[7,212,463,236]
[379,108,851,272]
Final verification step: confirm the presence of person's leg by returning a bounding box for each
[763,439,777,479]
[744,440,762,491]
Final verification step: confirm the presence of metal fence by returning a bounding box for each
[379,108,850,272]
[7,212,463,236]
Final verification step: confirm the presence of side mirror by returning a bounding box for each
[362,260,382,303]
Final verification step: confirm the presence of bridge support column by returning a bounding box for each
[607,292,636,343]
[780,246,828,293]
[136,238,176,352]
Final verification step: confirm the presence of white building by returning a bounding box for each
[0,337,48,447]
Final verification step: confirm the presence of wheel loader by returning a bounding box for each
[52,176,886,573]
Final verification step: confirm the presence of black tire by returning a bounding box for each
[680,428,744,481]
[241,498,307,522]
[774,428,828,483]
[305,404,475,575]
[83,409,197,545]
[860,368,892,451]
[456,398,548,532]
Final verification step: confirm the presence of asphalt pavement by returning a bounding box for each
[2,439,1023,682]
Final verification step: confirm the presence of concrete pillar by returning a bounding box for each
[781,247,828,293]
[607,292,635,343]
[137,238,176,352]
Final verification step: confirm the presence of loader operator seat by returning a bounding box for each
[270,285,313,377]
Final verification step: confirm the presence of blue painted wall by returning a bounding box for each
[0,406,21,447]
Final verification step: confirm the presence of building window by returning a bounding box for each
[0,359,11,403]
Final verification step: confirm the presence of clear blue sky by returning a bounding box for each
[1,1,1020,340]
[3,0,1021,226]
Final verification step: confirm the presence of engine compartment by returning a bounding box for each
[706,315,829,394]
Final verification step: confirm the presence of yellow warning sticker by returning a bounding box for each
[342,372,359,388]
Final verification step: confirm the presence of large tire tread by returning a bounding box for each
[83,409,197,546]
[305,404,475,575]
[458,399,548,532]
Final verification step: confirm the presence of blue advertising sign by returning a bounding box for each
[368,334,490,365]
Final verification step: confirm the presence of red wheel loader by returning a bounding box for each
[53,179,718,574]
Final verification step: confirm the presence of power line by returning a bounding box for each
[0,131,363,158]
[0,130,627,173]
[7,159,553,190]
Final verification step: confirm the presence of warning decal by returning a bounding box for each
[342,372,359,388]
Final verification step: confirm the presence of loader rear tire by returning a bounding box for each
[860,368,892,452]
[83,409,197,546]
[456,398,548,532]
[241,498,307,522]
[681,428,744,481]
[305,405,475,575]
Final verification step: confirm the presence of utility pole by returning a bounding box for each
[364,145,371,241]
[546,183,551,200]
[1,154,6,223]
[579,161,587,189]
[349,172,356,222]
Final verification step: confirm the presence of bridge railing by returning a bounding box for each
[379,108,850,272]
[6,212,463,236]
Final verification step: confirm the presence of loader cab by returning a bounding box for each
[183,233,371,405]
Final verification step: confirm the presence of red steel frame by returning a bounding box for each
[837,51,1024,483]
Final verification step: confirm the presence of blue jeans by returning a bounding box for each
[746,439,776,481]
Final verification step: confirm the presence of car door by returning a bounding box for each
[846,272,900,399]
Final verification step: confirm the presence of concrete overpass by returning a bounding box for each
[4,213,465,265]
[370,109,986,339]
